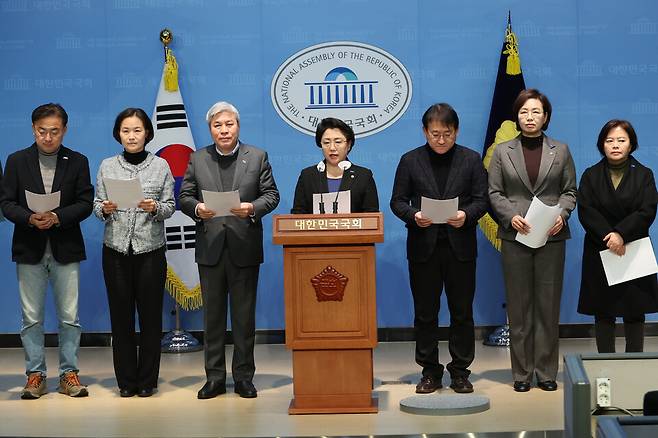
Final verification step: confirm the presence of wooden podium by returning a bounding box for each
[272,213,383,414]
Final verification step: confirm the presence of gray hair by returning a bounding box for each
[205,101,240,124]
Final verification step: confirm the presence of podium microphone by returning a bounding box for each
[318,192,326,214]
[332,190,340,214]
[644,391,658,415]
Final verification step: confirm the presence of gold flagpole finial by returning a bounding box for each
[159,28,173,48]
[159,28,179,92]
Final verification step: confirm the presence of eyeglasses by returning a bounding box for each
[321,138,348,148]
[518,110,544,118]
[428,131,455,140]
[34,128,63,139]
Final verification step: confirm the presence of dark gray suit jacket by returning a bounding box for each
[488,135,577,241]
[390,144,489,262]
[178,142,279,267]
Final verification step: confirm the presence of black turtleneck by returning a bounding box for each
[427,143,456,197]
[123,149,148,165]
[426,144,456,239]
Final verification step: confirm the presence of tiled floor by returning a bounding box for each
[0,337,643,437]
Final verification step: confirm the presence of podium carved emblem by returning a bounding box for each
[310,265,348,302]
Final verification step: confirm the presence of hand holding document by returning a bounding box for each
[312,190,351,214]
[420,196,458,224]
[515,196,562,248]
[600,237,658,286]
[103,178,145,209]
[26,190,61,213]
[201,189,241,217]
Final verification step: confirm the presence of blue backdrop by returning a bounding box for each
[1,0,657,334]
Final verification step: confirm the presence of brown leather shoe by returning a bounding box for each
[415,375,442,393]
[450,376,474,393]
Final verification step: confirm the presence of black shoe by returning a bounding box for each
[119,388,137,398]
[138,388,155,397]
[537,380,558,391]
[415,375,442,394]
[513,381,531,392]
[234,380,257,398]
[449,376,474,393]
[197,380,227,399]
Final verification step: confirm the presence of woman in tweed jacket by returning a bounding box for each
[93,108,175,398]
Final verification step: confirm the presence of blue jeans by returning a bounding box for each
[17,247,81,376]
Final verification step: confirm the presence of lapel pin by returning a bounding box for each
[242,159,247,164]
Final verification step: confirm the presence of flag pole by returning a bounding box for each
[481,12,526,347]
[155,28,202,353]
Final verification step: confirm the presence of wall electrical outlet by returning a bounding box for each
[596,377,612,407]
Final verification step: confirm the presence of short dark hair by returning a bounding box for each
[31,103,68,126]
[112,108,154,145]
[315,117,355,150]
[422,103,459,131]
[512,88,552,131]
[596,119,638,156]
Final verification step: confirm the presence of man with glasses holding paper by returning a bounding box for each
[0,103,93,399]
[179,101,279,399]
[390,103,488,394]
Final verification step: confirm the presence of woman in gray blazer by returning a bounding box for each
[488,89,577,393]
[93,108,175,398]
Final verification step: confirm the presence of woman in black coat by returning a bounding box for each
[578,119,658,353]
[291,117,379,214]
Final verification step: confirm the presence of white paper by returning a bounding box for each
[312,190,351,214]
[25,190,60,213]
[420,196,459,224]
[103,178,145,209]
[202,189,241,217]
[515,196,562,248]
[600,237,658,286]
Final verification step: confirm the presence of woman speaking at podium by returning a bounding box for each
[577,119,658,353]
[291,117,379,214]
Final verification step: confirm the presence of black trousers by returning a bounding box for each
[595,314,645,353]
[408,239,476,379]
[103,245,166,391]
[198,250,259,383]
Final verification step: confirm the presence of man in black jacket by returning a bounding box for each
[1,103,93,399]
[390,103,488,394]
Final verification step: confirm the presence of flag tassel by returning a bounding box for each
[478,214,502,251]
[164,48,179,92]
[164,266,203,311]
[504,26,522,75]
